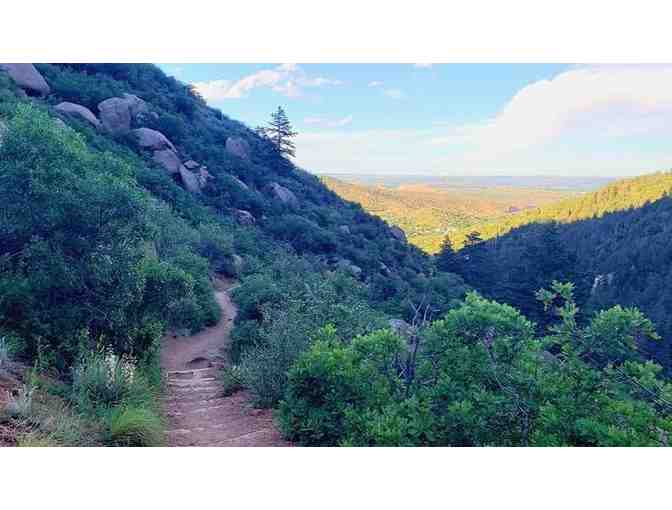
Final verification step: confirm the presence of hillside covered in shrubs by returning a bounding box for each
[440,172,672,373]
[1,63,671,446]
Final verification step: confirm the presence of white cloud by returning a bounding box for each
[303,115,353,128]
[368,80,383,87]
[383,88,405,99]
[193,64,341,100]
[296,65,672,176]
[413,63,433,68]
[437,65,672,155]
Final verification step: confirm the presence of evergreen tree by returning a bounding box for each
[257,106,298,158]
[436,236,460,273]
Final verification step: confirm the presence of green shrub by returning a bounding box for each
[108,406,165,447]
[220,365,244,396]
[72,348,137,415]
[278,327,404,446]
[232,258,387,407]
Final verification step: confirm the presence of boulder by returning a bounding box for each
[390,226,407,243]
[0,64,50,96]
[55,102,101,130]
[98,97,133,136]
[98,94,150,136]
[179,165,202,194]
[234,209,256,225]
[122,93,149,118]
[132,127,176,151]
[266,182,299,208]
[152,149,182,175]
[225,136,251,160]
[183,160,200,170]
[338,225,351,235]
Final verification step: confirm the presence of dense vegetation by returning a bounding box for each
[440,172,672,371]
[1,63,465,444]
[279,283,672,446]
[448,171,672,247]
[323,176,574,253]
[2,63,671,447]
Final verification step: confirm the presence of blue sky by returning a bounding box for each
[158,64,672,177]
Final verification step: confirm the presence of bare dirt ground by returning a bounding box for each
[160,278,290,447]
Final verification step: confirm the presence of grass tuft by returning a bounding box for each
[108,406,165,447]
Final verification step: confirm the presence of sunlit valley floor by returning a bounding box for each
[321,174,610,253]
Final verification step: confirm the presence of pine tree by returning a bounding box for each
[258,106,298,158]
[436,236,460,273]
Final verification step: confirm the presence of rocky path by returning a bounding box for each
[160,278,289,447]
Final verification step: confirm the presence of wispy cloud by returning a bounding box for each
[193,64,341,100]
[431,64,672,154]
[413,63,433,68]
[368,80,383,87]
[383,88,405,99]
[304,115,353,128]
[296,65,672,176]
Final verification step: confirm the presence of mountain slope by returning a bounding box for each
[32,64,431,279]
[449,171,672,248]
[446,173,672,370]
[0,64,468,432]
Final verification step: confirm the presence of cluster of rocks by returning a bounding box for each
[1,64,305,214]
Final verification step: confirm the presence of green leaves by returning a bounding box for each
[0,104,220,368]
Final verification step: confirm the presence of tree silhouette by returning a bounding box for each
[257,106,298,158]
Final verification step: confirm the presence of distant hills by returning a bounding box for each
[320,173,614,191]
[449,170,672,248]
[322,175,576,253]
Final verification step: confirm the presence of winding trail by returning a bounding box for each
[160,278,289,447]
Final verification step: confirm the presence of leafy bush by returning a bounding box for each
[72,348,138,415]
[233,259,387,407]
[37,64,127,111]
[108,406,165,447]
[279,286,672,446]
[0,103,224,369]
[278,326,404,445]
[220,365,244,396]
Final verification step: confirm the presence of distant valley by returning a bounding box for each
[321,174,586,253]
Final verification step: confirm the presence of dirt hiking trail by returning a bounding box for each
[160,278,289,447]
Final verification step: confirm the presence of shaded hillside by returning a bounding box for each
[448,190,672,370]
[323,176,573,252]
[449,171,672,248]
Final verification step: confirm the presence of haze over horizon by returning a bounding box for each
[160,63,672,178]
